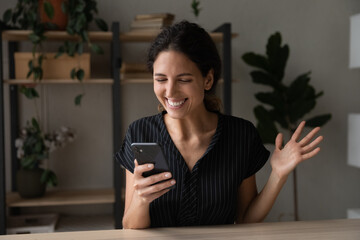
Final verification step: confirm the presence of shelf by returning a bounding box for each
[6,188,115,207]
[2,30,237,43]
[3,78,114,85]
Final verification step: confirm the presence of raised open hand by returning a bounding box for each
[270,121,324,180]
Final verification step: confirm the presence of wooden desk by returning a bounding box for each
[1,219,359,240]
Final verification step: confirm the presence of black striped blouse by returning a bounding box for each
[115,112,270,227]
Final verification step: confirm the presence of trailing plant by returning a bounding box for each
[242,32,332,144]
[1,0,57,98]
[55,0,108,105]
[1,0,108,105]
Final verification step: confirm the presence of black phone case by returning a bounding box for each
[131,143,170,178]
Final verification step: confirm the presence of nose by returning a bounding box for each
[166,79,177,96]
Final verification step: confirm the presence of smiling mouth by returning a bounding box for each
[167,98,187,107]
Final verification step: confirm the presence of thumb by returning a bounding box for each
[275,133,283,150]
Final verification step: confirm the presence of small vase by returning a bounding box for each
[17,168,46,198]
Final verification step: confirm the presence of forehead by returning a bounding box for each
[153,50,200,73]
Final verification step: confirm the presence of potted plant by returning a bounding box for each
[242,32,332,220]
[1,0,108,105]
[15,117,76,198]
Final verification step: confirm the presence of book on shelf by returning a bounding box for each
[134,13,175,21]
[120,62,148,73]
[129,13,175,32]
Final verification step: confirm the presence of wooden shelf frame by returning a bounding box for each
[6,189,115,207]
[3,78,114,85]
[1,30,237,43]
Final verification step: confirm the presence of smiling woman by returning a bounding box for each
[115,20,323,229]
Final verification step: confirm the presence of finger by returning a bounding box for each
[134,161,154,178]
[134,171,172,191]
[275,133,283,150]
[299,127,321,147]
[291,121,306,141]
[138,178,176,197]
[144,172,173,186]
[302,135,323,154]
[301,147,321,161]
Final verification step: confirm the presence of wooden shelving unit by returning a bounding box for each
[0,22,234,234]
[6,189,115,207]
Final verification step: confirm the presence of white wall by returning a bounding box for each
[2,0,360,221]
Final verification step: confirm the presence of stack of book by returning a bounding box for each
[129,13,175,33]
[120,62,152,81]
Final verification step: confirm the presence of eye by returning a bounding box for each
[178,79,192,83]
[155,78,167,82]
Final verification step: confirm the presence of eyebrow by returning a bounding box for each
[154,73,193,77]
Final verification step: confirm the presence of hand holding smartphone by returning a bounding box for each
[131,143,172,178]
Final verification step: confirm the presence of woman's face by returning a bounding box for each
[153,50,213,119]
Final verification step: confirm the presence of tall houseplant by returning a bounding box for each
[242,32,331,220]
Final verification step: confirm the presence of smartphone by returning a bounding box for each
[131,143,171,178]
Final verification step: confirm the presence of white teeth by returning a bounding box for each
[168,99,185,107]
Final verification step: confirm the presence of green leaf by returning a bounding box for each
[38,54,44,66]
[75,2,86,12]
[61,1,68,14]
[41,170,58,186]
[305,114,332,127]
[254,105,278,144]
[28,33,41,44]
[55,46,65,58]
[21,156,36,169]
[70,68,76,79]
[77,42,84,55]
[95,18,108,31]
[75,94,83,106]
[26,69,33,79]
[34,141,42,153]
[266,32,289,80]
[76,69,85,81]
[242,53,269,72]
[31,117,41,131]
[75,13,86,32]
[44,1,55,19]
[67,42,76,56]
[90,43,104,54]
[255,91,285,110]
[3,9,12,23]
[286,72,311,103]
[20,86,39,99]
[250,71,285,91]
[289,99,316,123]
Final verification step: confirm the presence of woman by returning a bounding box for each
[115,21,323,229]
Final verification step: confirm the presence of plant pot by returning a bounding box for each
[17,168,46,198]
[14,52,91,80]
[39,0,68,30]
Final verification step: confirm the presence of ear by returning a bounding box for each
[204,69,214,91]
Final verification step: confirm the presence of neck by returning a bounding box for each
[164,107,217,140]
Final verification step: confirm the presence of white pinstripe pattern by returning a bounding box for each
[115,112,270,227]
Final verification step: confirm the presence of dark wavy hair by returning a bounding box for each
[147,20,222,112]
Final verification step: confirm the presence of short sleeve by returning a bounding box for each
[244,124,270,179]
[115,127,135,173]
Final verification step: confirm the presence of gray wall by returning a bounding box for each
[2,0,360,221]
